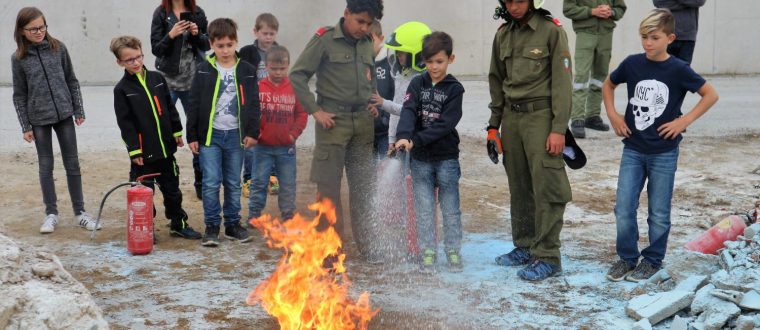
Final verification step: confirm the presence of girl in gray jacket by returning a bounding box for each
[12,7,98,234]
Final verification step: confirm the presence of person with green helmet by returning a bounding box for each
[487,0,574,281]
[370,21,432,153]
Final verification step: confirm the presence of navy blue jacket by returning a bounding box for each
[396,72,464,161]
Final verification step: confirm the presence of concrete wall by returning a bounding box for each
[1,0,757,84]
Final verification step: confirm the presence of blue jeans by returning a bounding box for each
[411,158,462,252]
[248,145,297,220]
[199,129,243,227]
[243,148,278,182]
[615,146,679,267]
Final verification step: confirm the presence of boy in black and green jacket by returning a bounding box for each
[186,18,260,247]
[110,35,201,239]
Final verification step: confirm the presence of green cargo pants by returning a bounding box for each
[310,101,376,256]
[571,32,613,121]
[502,107,572,266]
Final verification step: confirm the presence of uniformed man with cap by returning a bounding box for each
[289,0,384,259]
[486,0,574,281]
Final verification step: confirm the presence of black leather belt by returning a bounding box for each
[509,99,552,112]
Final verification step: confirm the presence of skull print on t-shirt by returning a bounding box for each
[630,79,669,131]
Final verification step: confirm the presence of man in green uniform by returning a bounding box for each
[289,0,383,259]
[486,0,573,281]
[564,0,626,138]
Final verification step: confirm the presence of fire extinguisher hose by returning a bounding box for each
[90,173,162,240]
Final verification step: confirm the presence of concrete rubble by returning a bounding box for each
[623,218,760,328]
[0,232,108,329]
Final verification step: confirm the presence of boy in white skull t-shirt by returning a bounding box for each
[601,8,718,282]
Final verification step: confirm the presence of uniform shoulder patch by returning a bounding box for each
[552,17,562,26]
[315,26,328,37]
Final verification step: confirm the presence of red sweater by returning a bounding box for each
[257,77,308,146]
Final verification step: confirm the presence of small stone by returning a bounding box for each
[31,262,57,277]
[669,315,688,330]
[631,318,652,330]
[735,315,754,330]
[745,223,760,239]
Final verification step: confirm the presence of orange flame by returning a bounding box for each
[247,199,378,329]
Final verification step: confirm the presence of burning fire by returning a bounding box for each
[247,199,378,329]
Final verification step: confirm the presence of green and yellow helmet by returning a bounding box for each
[385,21,432,72]
[497,0,545,9]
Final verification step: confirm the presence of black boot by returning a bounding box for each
[585,116,610,131]
[571,119,586,139]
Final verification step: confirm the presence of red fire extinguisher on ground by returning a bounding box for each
[127,178,156,255]
[90,173,161,255]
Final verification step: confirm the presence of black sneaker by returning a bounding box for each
[585,115,610,131]
[571,119,586,138]
[495,247,532,266]
[518,260,562,281]
[170,214,202,239]
[224,223,253,243]
[170,226,202,239]
[625,259,660,282]
[201,225,220,247]
[606,260,636,282]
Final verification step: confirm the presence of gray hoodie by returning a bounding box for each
[380,67,421,144]
[11,40,84,132]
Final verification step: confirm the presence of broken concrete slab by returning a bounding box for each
[691,284,717,315]
[712,269,760,292]
[674,275,707,293]
[739,290,760,310]
[669,315,688,330]
[666,251,721,283]
[701,299,740,330]
[645,268,671,285]
[626,290,694,325]
[720,249,735,270]
[631,318,652,330]
[710,289,743,304]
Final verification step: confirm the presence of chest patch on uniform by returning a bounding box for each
[315,27,327,37]
[530,48,543,55]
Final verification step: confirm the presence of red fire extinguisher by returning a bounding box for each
[90,173,161,255]
[127,178,156,255]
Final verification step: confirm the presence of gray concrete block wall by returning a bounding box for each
[1,0,757,84]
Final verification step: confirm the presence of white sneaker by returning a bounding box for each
[40,214,59,234]
[77,212,101,231]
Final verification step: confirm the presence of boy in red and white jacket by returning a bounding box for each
[248,45,307,221]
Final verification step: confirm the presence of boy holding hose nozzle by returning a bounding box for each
[394,31,465,273]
